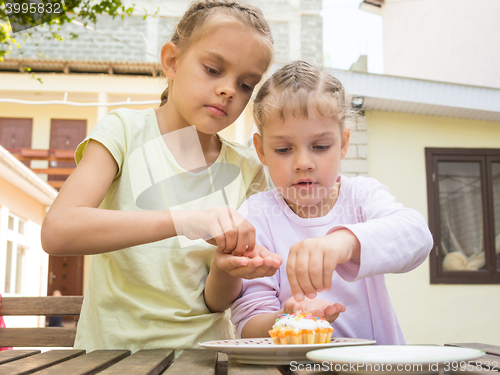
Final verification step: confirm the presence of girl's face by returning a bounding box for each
[163,24,270,135]
[254,109,350,218]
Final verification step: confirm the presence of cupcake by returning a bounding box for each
[268,311,334,345]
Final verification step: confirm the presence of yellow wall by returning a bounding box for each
[0,174,50,327]
[366,110,500,346]
[1,71,258,297]
[0,176,46,224]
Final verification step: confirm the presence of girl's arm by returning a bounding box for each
[42,140,255,256]
[241,310,283,338]
[42,140,178,256]
[286,177,433,300]
[204,245,282,312]
[205,260,243,313]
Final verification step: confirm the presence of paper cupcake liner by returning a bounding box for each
[268,327,333,345]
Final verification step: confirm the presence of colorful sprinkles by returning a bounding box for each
[275,310,328,323]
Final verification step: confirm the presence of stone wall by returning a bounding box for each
[340,114,368,177]
[8,0,323,67]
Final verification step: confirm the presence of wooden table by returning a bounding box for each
[0,343,498,375]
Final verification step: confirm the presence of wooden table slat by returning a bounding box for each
[1,346,499,375]
[164,349,217,375]
[33,350,130,375]
[446,343,500,372]
[471,354,500,371]
[451,367,500,374]
[216,353,228,375]
[0,350,40,365]
[227,358,285,375]
[0,327,77,347]
[98,349,174,375]
[0,349,85,375]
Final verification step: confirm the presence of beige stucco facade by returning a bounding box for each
[381,0,500,89]
[0,146,57,328]
[0,71,260,296]
[0,72,256,149]
[366,110,500,346]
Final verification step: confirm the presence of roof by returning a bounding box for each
[0,58,162,76]
[332,69,500,122]
[0,145,58,206]
[359,0,384,15]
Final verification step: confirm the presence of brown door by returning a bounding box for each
[49,119,87,183]
[0,118,33,167]
[47,119,87,307]
[48,256,84,297]
[47,255,84,323]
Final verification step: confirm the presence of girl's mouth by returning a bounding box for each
[206,105,227,117]
[294,181,317,191]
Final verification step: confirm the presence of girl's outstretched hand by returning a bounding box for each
[283,296,345,324]
[286,229,361,302]
[213,244,283,279]
[174,207,255,256]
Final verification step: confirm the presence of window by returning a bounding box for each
[425,148,500,284]
[3,212,27,294]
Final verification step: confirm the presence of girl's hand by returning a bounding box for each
[213,244,283,279]
[175,207,255,255]
[286,229,361,302]
[283,296,345,324]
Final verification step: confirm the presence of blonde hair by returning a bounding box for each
[253,61,349,133]
[160,0,274,106]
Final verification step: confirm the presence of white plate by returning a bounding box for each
[199,337,376,365]
[306,345,486,375]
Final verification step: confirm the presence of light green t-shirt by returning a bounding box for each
[73,108,267,353]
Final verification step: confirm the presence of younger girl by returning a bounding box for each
[41,0,281,353]
[230,61,434,344]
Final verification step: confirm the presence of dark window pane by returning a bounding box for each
[438,162,485,271]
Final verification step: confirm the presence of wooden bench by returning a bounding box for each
[0,296,83,348]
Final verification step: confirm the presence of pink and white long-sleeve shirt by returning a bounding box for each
[231,175,433,345]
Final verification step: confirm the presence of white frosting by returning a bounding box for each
[316,319,332,329]
[272,314,331,331]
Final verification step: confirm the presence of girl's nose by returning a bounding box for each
[217,81,236,100]
[293,150,314,171]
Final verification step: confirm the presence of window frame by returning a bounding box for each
[425,148,500,284]
[2,210,28,295]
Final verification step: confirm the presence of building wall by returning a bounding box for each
[382,0,500,89]
[0,177,49,327]
[0,177,46,225]
[340,114,368,177]
[7,0,323,67]
[366,110,500,346]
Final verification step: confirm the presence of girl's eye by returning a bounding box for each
[239,82,253,91]
[275,148,291,154]
[205,66,219,75]
[314,145,330,151]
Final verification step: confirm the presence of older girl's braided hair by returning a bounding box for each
[159,0,274,107]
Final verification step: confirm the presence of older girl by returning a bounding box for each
[42,0,281,353]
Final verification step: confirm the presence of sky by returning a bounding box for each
[321,0,383,74]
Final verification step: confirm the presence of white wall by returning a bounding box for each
[0,208,47,328]
[366,110,500,346]
[382,0,500,89]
